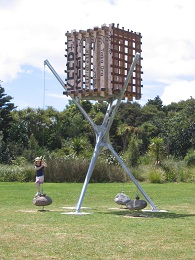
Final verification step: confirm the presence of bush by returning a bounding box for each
[1,154,195,184]
[160,159,191,182]
[124,135,141,167]
[0,164,34,182]
[45,154,127,183]
[130,165,148,182]
[148,167,165,183]
[139,154,151,165]
[184,150,195,166]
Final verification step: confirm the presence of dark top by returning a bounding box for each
[35,165,44,177]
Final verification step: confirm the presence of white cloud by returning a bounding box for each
[1,0,195,109]
[47,92,69,100]
[161,80,195,105]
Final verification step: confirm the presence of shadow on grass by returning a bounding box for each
[104,209,195,219]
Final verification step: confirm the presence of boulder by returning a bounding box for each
[33,195,52,206]
[114,193,131,205]
[126,199,147,210]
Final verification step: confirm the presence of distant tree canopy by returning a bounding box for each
[0,86,16,140]
[0,86,16,163]
[1,83,195,164]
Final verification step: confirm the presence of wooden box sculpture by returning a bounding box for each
[44,23,158,213]
[64,23,143,102]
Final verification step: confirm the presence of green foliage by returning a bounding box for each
[139,122,159,153]
[139,154,151,165]
[148,167,165,183]
[184,150,195,166]
[162,98,195,157]
[2,89,195,176]
[0,164,34,182]
[0,86,16,141]
[116,122,135,151]
[45,153,127,183]
[11,156,27,165]
[148,137,166,163]
[146,95,163,110]
[160,159,193,182]
[71,136,92,156]
[60,136,93,157]
[118,101,141,126]
[124,134,141,167]
[21,134,48,162]
[0,86,16,163]
[130,155,195,183]
[102,152,119,165]
[1,152,195,184]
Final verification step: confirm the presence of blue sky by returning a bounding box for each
[1,0,195,111]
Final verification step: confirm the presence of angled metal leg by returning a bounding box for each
[75,137,103,213]
[75,101,117,213]
[71,53,157,214]
[106,143,158,211]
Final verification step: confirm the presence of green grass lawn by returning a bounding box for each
[0,182,195,259]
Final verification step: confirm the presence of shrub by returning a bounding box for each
[160,159,191,182]
[148,167,165,183]
[45,154,127,183]
[184,150,195,166]
[139,154,151,165]
[0,164,34,182]
[1,154,195,183]
[130,165,148,182]
[124,135,141,167]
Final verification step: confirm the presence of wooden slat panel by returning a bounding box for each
[65,24,143,101]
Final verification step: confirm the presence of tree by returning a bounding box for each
[146,95,163,111]
[148,137,166,164]
[139,103,165,123]
[139,122,158,153]
[0,85,16,141]
[162,98,195,158]
[118,102,142,126]
[116,122,140,152]
[0,85,16,163]
[124,134,141,167]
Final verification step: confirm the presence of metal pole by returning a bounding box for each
[106,143,158,211]
[75,135,103,213]
[44,59,97,132]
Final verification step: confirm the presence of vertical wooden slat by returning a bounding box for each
[99,27,107,97]
[76,31,83,98]
[92,28,99,95]
[108,24,113,96]
[84,31,91,96]
[66,32,76,95]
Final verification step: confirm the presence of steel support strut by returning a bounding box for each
[44,53,158,213]
[75,53,158,213]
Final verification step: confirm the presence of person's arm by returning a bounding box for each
[42,160,47,167]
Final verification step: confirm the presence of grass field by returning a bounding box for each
[0,182,195,259]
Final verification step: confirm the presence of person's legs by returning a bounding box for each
[35,176,44,196]
[35,177,41,196]
[36,182,40,192]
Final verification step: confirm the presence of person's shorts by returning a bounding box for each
[35,176,44,184]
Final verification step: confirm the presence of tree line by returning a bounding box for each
[1,84,195,166]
